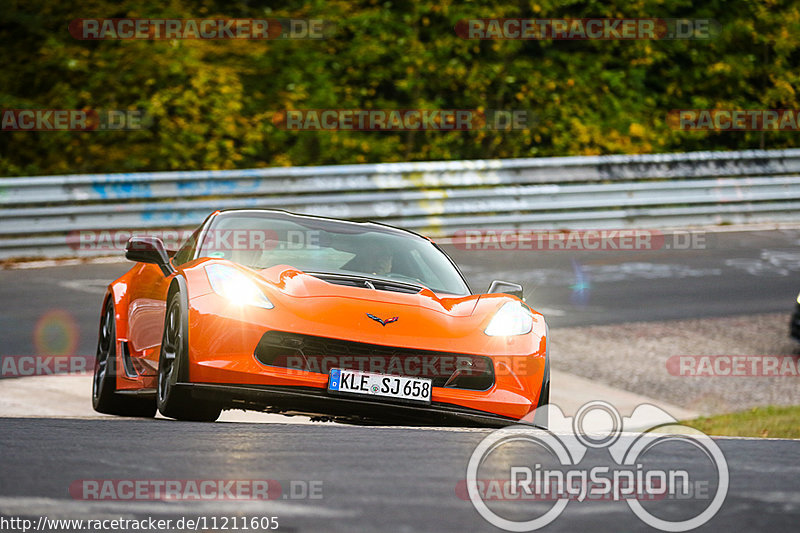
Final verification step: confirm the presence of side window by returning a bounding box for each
[173,228,201,265]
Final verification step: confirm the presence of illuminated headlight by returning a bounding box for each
[797,292,800,305]
[205,264,274,309]
[484,301,533,337]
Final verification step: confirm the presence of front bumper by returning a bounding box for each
[186,292,548,421]
[179,382,539,428]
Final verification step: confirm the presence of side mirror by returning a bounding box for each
[487,280,523,299]
[125,236,174,276]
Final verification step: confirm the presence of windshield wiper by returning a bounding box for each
[304,271,425,293]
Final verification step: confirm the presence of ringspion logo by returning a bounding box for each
[464,401,728,531]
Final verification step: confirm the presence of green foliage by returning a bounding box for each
[1,0,798,176]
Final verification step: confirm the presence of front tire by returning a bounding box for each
[92,299,156,417]
[157,289,220,422]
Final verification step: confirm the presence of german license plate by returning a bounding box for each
[327,368,432,404]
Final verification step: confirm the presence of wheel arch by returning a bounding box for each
[100,282,128,396]
[533,323,550,429]
[165,274,191,382]
[102,280,129,339]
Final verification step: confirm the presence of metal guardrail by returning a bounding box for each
[2,149,800,259]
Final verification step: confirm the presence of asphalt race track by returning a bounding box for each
[1,227,799,532]
[0,418,798,532]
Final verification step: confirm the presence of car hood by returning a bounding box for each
[256,265,480,317]
[185,260,544,355]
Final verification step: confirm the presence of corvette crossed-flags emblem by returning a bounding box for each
[366,313,399,326]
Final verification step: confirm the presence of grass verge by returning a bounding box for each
[681,405,800,439]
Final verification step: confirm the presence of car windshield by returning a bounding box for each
[197,212,470,296]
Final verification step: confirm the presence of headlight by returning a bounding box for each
[484,301,533,337]
[205,264,274,309]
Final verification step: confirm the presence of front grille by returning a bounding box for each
[254,331,494,391]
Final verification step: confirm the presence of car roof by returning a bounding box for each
[213,208,430,241]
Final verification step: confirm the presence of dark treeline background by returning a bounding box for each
[0,0,798,176]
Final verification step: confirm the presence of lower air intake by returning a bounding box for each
[254,331,494,391]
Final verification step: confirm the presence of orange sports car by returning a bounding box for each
[91,209,549,426]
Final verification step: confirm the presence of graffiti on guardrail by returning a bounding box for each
[2,150,800,259]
